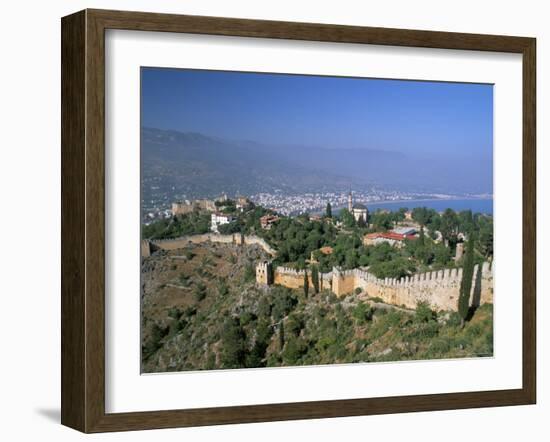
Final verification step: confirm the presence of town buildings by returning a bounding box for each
[363,228,417,247]
[260,214,280,230]
[210,212,234,233]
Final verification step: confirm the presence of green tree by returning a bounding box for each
[434,243,451,266]
[412,207,429,227]
[311,265,320,294]
[279,322,285,351]
[218,221,241,234]
[352,301,373,324]
[243,261,256,283]
[478,216,494,258]
[340,208,356,228]
[282,337,307,365]
[458,210,474,235]
[306,231,322,252]
[440,209,459,247]
[372,211,393,231]
[220,317,246,368]
[303,270,309,299]
[142,211,212,239]
[326,202,332,218]
[344,249,359,269]
[394,208,407,223]
[415,301,435,323]
[413,227,435,266]
[426,210,441,235]
[246,318,272,368]
[286,313,304,337]
[368,257,415,279]
[257,296,272,318]
[458,230,476,327]
[271,288,296,321]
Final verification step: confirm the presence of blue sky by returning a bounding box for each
[141,67,493,156]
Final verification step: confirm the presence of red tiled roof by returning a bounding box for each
[365,232,381,239]
[365,232,416,241]
[260,215,279,222]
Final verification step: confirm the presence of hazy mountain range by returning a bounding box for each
[141,127,493,200]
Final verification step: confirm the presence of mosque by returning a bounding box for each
[347,190,368,223]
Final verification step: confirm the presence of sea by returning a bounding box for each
[334,198,493,215]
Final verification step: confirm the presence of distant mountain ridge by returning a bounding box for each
[141,128,353,199]
[141,127,492,201]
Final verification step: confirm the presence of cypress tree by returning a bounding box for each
[311,265,320,294]
[416,226,429,265]
[303,270,309,299]
[279,322,285,351]
[326,202,332,218]
[458,230,476,327]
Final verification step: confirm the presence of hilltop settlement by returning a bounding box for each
[141,192,494,372]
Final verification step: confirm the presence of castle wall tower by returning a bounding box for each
[141,240,151,258]
[256,261,273,285]
[331,267,356,296]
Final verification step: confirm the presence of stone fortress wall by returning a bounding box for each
[268,265,333,292]
[259,262,493,312]
[243,236,278,255]
[141,233,277,257]
[142,232,493,313]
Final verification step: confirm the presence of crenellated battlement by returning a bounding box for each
[275,266,307,276]
[258,259,494,312]
[270,265,332,292]
[334,262,493,288]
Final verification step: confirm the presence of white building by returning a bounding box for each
[347,190,368,223]
[210,212,234,233]
[352,203,368,223]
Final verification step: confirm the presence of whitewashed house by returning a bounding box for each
[210,212,234,233]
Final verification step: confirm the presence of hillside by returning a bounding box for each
[141,127,493,205]
[141,241,493,373]
[141,127,353,200]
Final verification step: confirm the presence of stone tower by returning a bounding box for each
[256,261,273,285]
[348,190,353,212]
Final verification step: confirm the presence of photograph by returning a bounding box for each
[0,0,542,438]
[140,68,494,373]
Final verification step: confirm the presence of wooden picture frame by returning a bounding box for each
[61,8,536,433]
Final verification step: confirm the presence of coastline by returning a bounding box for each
[311,196,493,216]
[363,196,493,207]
